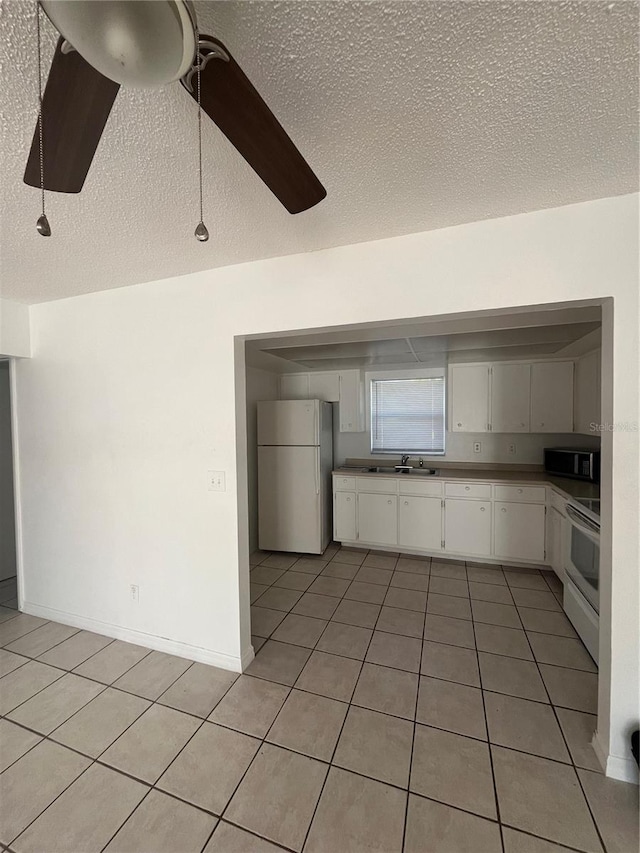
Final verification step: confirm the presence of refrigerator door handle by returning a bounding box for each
[315,449,320,495]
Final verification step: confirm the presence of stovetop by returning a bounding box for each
[574,497,601,518]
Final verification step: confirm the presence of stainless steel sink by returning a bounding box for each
[365,466,440,476]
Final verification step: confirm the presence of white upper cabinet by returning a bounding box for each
[280,373,309,400]
[279,369,362,432]
[309,372,340,403]
[450,364,490,432]
[490,363,530,432]
[338,369,364,432]
[574,350,600,435]
[530,362,574,433]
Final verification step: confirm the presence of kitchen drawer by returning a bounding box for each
[398,478,443,497]
[356,477,397,494]
[494,485,546,503]
[444,482,491,500]
[549,489,568,515]
[334,476,356,492]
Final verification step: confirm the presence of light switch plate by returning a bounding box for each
[208,470,226,491]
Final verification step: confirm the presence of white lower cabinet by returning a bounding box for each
[398,496,443,552]
[494,501,546,563]
[334,491,357,542]
[444,499,492,557]
[357,492,398,546]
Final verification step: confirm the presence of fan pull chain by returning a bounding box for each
[194,29,209,242]
[35,2,51,236]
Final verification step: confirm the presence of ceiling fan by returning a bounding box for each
[23,0,326,219]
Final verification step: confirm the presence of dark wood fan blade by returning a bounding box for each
[183,37,326,214]
[24,38,120,193]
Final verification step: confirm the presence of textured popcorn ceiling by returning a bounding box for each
[0,0,637,304]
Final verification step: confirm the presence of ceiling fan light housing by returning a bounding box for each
[40,0,197,88]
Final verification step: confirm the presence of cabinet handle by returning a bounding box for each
[346,497,351,502]
[480,506,485,512]
[520,422,525,427]
[457,422,462,427]
[404,500,409,505]
[387,500,392,505]
[465,486,470,491]
[501,507,507,512]
[517,488,523,493]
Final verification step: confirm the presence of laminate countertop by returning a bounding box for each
[332,466,600,502]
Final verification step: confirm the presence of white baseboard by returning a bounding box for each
[21,601,244,673]
[592,732,639,784]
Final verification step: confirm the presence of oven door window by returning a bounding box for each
[570,526,599,612]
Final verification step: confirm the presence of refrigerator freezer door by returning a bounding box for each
[258,445,322,553]
[258,400,319,446]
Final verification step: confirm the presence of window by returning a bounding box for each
[370,375,445,455]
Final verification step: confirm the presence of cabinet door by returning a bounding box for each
[490,364,530,432]
[339,370,363,432]
[334,491,357,542]
[280,374,309,400]
[357,492,398,546]
[574,350,600,435]
[399,496,442,551]
[444,499,491,556]
[450,365,490,432]
[309,372,340,403]
[494,502,546,562]
[530,362,574,433]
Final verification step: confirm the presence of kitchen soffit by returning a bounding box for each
[258,320,601,369]
[1,1,637,303]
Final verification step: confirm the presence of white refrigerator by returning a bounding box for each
[258,399,333,555]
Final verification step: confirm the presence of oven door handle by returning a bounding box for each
[566,504,600,535]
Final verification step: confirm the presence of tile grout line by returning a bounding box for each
[466,559,507,853]
[511,596,608,853]
[2,549,603,853]
[400,560,429,853]
[296,552,391,853]
[96,661,244,853]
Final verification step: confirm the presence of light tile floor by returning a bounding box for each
[0,556,637,853]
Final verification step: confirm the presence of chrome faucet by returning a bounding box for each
[401,455,410,466]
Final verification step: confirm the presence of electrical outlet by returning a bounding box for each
[208,471,226,492]
[130,584,139,603]
[508,443,517,455]
[473,441,482,454]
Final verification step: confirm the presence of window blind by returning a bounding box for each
[370,376,445,454]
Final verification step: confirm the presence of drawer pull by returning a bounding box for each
[457,422,462,427]
[387,500,392,505]
[404,501,409,505]
[517,488,523,493]
[465,486,470,491]
[346,497,351,502]
[480,506,485,512]
[501,507,507,513]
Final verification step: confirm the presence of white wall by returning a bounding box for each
[0,363,17,581]
[335,425,600,466]
[0,299,31,358]
[14,194,638,780]
[245,366,279,553]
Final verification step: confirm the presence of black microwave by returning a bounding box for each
[544,448,600,483]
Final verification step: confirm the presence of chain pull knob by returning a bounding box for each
[36,213,51,236]
[194,221,209,242]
